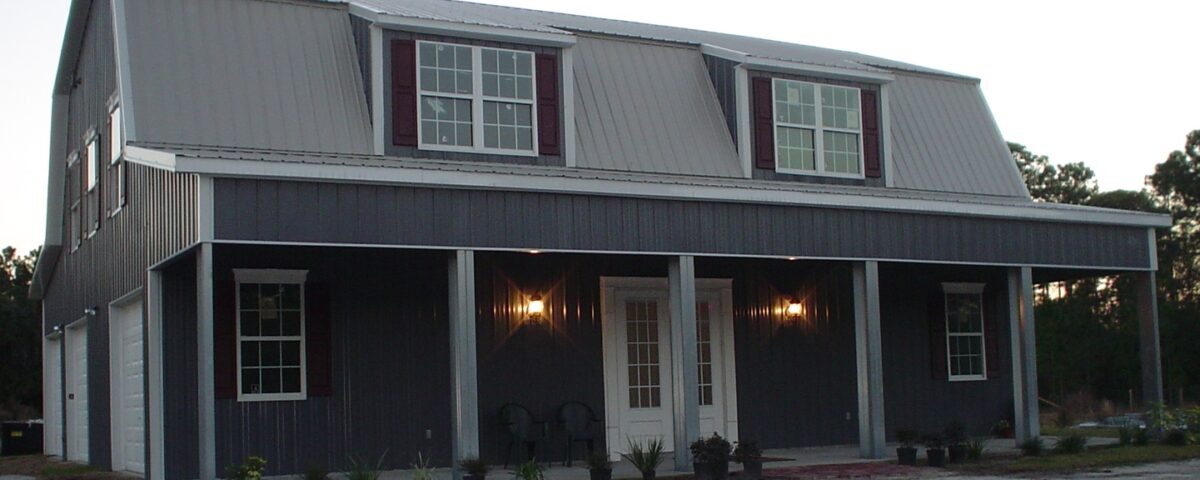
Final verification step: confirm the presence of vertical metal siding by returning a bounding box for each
[350,14,372,120]
[702,54,738,147]
[213,179,1151,270]
[161,255,200,479]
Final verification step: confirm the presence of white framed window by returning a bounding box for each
[67,152,81,252]
[85,133,99,192]
[234,269,308,402]
[943,282,987,381]
[416,41,538,156]
[108,103,126,215]
[772,78,864,178]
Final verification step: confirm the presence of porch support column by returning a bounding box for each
[197,243,216,480]
[448,250,480,478]
[852,261,886,459]
[668,255,700,471]
[1008,267,1039,444]
[1136,271,1163,405]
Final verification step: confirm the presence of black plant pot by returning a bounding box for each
[640,470,656,480]
[740,460,763,480]
[589,468,612,480]
[694,461,729,480]
[947,444,967,463]
[896,447,918,466]
[926,448,946,468]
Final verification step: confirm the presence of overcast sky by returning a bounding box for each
[1,0,1197,253]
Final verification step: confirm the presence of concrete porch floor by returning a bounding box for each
[374,436,1117,480]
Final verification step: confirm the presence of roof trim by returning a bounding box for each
[350,3,577,47]
[124,145,1173,229]
[700,43,895,84]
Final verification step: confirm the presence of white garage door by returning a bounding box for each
[44,337,63,456]
[111,300,145,474]
[66,322,89,463]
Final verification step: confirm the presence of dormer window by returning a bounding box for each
[772,79,864,177]
[416,41,538,155]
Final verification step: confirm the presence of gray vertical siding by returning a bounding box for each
[210,245,453,475]
[702,54,738,148]
[213,179,1153,271]
[161,254,200,479]
[879,263,1014,438]
[350,13,372,120]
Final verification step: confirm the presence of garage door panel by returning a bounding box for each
[112,300,145,474]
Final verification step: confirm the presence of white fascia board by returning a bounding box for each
[123,145,178,170]
[165,151,1172,229]
[351,4,576,47]
[700,44,894,84]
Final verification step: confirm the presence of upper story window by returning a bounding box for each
[417,41,537,155]
[85,133,99,192]
[772,79,863,177]
[943,283,986,381]
[235,269,308,402]
[107,102,126,214]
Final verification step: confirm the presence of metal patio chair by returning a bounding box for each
[557,401,602,467]
[500,402,546,468]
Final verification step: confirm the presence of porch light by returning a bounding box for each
[527,294,546,319]
[785,300,804,318]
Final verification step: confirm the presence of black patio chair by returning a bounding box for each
[500,402,546,468]
[557,401,602,467]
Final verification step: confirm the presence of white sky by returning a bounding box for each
[1,0,1197,253]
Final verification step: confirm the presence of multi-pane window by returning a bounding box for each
[625,299,662,409]
[108,103,125,214]
[944,284,987,381]
[417,41,537,155]
[773,79,863,177]
[236,270,308,402]
[84,133,100,235]
[696,301,714,407]
[67,153,81,251]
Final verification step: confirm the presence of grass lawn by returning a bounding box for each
[951,444,1200,475]
[1040,424,1122,439]
[0,455,130,479]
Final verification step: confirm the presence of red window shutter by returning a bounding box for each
[751,77,775,169]
[306,282,333,397]
[984,292,1001,378]
[535,53,561,156]
[391,39,418,146]
[928,293,949,380]
[214,278,238,399]
[861,89,881,178]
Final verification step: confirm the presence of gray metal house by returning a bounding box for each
[33,0,1171,478]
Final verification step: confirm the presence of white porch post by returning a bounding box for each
[197,243,216,479]
[853,261,886,458]
[449,250,480,477]
[668,255,700,471]
[1008,267,1039,443]
[1136,271,1163,405]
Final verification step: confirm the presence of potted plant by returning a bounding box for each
[943,421,967,463]
[586,452,613,480]
[922,433,946,468]
[623,438,665,480]
[460,457,489,480]
[732,441,763,480]
[894,430,919,466]
[690,433,732,480]
[993,420,1014,439]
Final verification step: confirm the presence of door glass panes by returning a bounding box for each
[626,300,661,409]
[697,301,714,406]
[239,283,304,395]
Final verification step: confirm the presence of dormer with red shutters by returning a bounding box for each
[350,5,575,167]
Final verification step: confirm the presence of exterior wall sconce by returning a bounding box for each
[785,300,804,319]
[526,293,546,321]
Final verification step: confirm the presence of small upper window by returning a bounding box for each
[417,41,537,156]
[943,283,986,381]
[772,79,863,177]
[85,134,99,192]
[235,269,308,402]
[109,105,123,165]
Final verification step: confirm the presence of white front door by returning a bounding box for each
[613,289,675,453]
[44,337,64,457]
[110,299,146,474]
[66,321,89,463]
[602,278,738,457]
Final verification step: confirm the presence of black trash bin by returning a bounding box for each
[1,421,44,456]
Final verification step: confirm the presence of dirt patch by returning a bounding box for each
[0,456,133,480]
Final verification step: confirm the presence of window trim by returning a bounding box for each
[414,40,540,158]
[67,152,81,253]
[108,102,125,217]
[942,282,987,382]
[234,269,309,402]
[770,78,866,179]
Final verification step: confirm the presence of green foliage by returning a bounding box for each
[586,452,612,471]
[1019,437,1045,457]
[510,459,544,480]
[1009,142,1098,205]
[966,438,986,461]
[1054,434,1088,454]
[921,433,944,450]
[1135,427,1150,446]
[226,456,267,480]
[1164,429,1190,446]
[411,453,436,480]
[0,247,41,420]
[623,438,665,473]
[896,430,920,448]
[1118,426,1136,446]
[460,456,489,476]
[689,432,732,464]
[346,450,388,480]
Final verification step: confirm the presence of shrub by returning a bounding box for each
[1053,434,1087,454]
[690,433,733,464]
[896,430,919,449]
[511,459,545,480]
[1018,437,1044,457]
[732,441,762,463]
[586,452,612,470]
[623,438,666,474]
[347,450,388,480]
[1134,427,1150,446]
[1118,426,1135,446]
[921,433,944,450]
[460,457,489,476]
[965,438,986,461]
[1164,429,1189,446]
[227,456,267,480]
[412,453,436,480]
